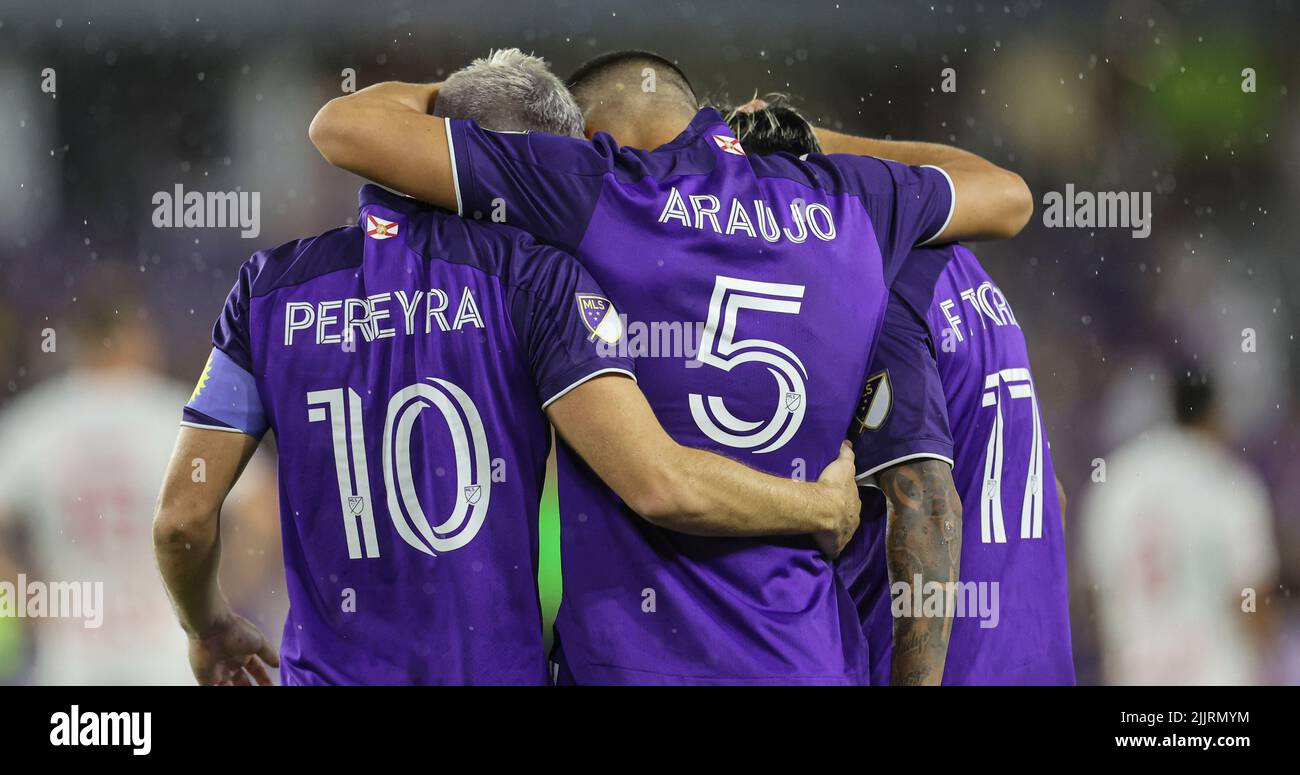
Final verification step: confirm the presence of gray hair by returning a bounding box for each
[435,49,585,137]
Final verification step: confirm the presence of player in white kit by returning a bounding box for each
[0,298,276,684]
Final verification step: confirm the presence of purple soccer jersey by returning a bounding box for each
[845,243,1074,685]
[183,185,633,685]
[445,108,954,684]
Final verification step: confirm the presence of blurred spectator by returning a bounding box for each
[0,283,279,684]
[1082,371,1279,684]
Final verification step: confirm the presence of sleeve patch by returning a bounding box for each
[855,370,893,431]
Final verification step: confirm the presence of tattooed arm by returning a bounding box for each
[876,459,962,686]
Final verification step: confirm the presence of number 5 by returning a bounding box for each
[689,275,808,453]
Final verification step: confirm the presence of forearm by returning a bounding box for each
[814,127,1032,240]
[153,508,227,637]
[648,446,835,538]
[816,129,972,168]
[152,427,259,638]
[547,375,855,541]
[878,460,962,686]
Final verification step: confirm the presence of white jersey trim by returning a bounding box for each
[855,452,954,488]
[444,117,464,216]
[917,164,956,246]
[540,368,637,410]
[180,420,251,435]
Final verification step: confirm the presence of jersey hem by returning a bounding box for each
[179,420,252,435]
[539,367,636,410]
[916,164,956,246]
[855,450,954,486]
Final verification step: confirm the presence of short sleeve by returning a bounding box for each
[445,118,608,253]
[852,292,953,484]
[182,258,269,438]
[510,245,636,409]
[825,154,955,281]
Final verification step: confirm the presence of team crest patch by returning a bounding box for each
[365,214,399,240]
[712,134,746,156]
[575,294,623,344]
[855,370,893,431]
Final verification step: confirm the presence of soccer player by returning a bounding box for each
[0,289,278,685]
[726,98,959,684]
[308,50,1032,684]
[1083,373,1276,685]
[729,98,1072,685]
[153,53,862,687]
[849,242,1075,685]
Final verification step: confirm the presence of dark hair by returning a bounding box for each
[1172,370,1216,426]
[725,95,821,157]
[565,49,695,104]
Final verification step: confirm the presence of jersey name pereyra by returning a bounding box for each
[283,285,485,346]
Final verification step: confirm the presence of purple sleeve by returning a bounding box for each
[512,244,635,408]
[181,255,269,437]
[183,347,269,437]
[852,291,953,484]
[212,255,258,372]
[445,118,608,253]
[826,155,955,283]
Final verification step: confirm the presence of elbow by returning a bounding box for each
[624,484,686,528]
[308,98,352,166]
[152,502,212,555]
[997,170,1034,239]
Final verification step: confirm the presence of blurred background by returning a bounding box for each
[0,0,1296,684]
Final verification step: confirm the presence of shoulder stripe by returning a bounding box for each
[445,117,464,217]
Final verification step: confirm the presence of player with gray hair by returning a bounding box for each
[434,48,584,137]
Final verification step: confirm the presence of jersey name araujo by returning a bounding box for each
[657,187,837,244]
[285,286,485,347]
[937,280,1020,345]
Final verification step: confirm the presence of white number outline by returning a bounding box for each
[308,378,491,559]
[979,368,1044,544]
[689,275,808,453]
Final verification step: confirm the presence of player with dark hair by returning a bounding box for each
[153,51,862,686]
[724,94,822,156]
[1083,370,1276,684]
[309,48,1033,685]
[728,97,1073,685]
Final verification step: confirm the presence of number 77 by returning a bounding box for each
[979,368,1044,544]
